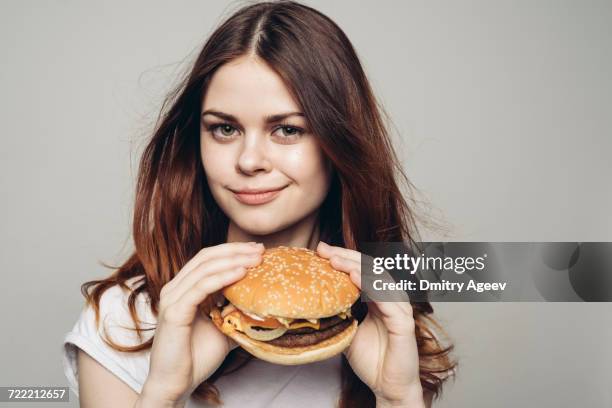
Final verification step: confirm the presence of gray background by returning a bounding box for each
[1,0,610,407]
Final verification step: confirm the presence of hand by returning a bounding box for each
[141,242,265,405]
[316,241,425,407]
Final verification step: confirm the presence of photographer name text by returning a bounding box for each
[372,279,507,293]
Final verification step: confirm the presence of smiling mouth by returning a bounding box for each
[231,185,288,205]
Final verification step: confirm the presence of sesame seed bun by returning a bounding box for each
[222,246,360,319]
[211,245,361,365]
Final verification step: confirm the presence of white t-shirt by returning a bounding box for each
[62,276,343,407]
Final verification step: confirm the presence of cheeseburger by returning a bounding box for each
[210,245,360,365]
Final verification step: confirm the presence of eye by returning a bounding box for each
[207,123,239,139]
[204,122,306,143]
[273,124,305,142]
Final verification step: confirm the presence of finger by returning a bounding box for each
[163,242,264,294]
[328,255,362,290]
[368,299,414,334]
[376,304,420,383]
[316,241,361,263]
[164,253,263,306]
[362,304,406,342]
[379,311,419,380]
[163,267,248,326]
[167,242,263,290]
[343,253,411,304]
[172,252,262,301]
[326,257,413,320]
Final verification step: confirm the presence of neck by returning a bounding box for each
[226,210,321,251]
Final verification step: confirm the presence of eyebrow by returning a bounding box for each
[201,109,304,124]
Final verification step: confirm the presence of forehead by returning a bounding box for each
[202,55,301,117]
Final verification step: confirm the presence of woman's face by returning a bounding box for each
[200,55,332,236]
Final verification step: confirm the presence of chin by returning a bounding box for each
[231,221,280,236]
[232,215,296,236]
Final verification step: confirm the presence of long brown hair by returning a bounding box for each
[82,1,457,406]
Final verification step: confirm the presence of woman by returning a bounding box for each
[62,1,456,407]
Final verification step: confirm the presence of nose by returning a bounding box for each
[236,132,272,175]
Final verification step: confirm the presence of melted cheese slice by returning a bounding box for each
[221,304,352,333]
[224,311,282,330]
[223,310,321,331]
[288,320,320,330]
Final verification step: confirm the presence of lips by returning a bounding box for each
[231,185,288,205]
[232,186,287,194]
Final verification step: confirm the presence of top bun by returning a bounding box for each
[223,246,360,319]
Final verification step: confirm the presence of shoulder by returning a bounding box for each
[100,276,153,325]
[62,276,155,397]
[76,276,155,343]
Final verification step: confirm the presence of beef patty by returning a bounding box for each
[266,317,353,348]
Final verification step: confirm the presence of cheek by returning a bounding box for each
[280,143,330,192]
[201,140,232,183]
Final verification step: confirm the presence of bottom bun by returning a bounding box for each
[210,308,358,365]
